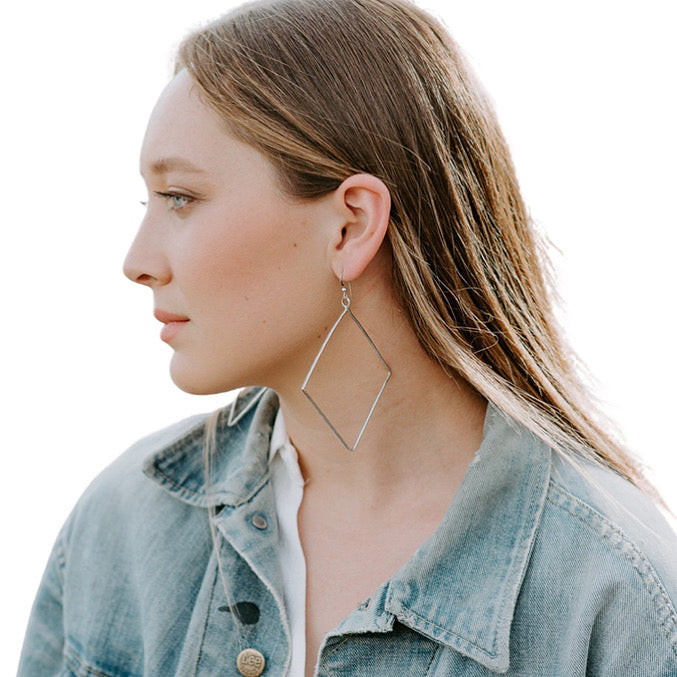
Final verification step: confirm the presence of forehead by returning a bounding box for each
[138,70,285,195]
[139,70,231,176]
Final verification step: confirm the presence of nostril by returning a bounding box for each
[122,262,153,285]
[122,242,170,287]
[123,255,161,286]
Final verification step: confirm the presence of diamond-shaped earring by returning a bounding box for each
[301,280,391,450]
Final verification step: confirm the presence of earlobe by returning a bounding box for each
[329,173,391,282]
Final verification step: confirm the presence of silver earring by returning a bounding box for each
[301,280,391,450]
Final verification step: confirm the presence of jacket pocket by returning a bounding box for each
[64,640,141,677]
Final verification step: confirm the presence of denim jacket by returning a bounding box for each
[19,389,677,676]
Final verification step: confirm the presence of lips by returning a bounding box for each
[154,309,189,323]
[154,309,190,342]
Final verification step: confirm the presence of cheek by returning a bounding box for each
[180,207,325,328]
[166,205,339,392]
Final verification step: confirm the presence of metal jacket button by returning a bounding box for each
[251,514,267,530]
[237,648,266,676]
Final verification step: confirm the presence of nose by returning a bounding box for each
[123,217,171,287]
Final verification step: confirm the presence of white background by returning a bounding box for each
[3,0,675,671]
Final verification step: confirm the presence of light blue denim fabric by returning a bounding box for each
[18,388,677,676]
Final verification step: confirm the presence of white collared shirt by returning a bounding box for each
[269,410,307,677]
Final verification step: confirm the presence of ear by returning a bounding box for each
[327,174,391,282]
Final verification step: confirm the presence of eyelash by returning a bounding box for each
[153,191,193,211]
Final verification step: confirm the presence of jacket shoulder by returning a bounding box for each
[18,412,217,677]
[547,452,677,585]
[520,452,677,672]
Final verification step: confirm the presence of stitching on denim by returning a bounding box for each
[547,480,677,658]
[54,529,68,589]
[192,556,220,677]
[392,606,496,658]
[149,423,210,472]
[488,436,548,651]
[423,642,442,676]
[149,398,248,477]
[389,437,547,664]
[149,464,203,498]
[148,435,271,509]
[65,643,128,677]
[149,460,267,508]
[320,637,350,676]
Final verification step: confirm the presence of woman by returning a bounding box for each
[19,0,677,675]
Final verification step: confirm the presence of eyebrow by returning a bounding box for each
[143,157,206,176]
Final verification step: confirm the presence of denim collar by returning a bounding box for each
[384,403,551,672]
[143,388,551,673]
[143,387,277,509]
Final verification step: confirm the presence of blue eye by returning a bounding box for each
[169,194,190,210]
[154,191,192,211]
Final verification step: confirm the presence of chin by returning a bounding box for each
[168,352,277,397]
[173,380,218,396]
[169,359,230,396]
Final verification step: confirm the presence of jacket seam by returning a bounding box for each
[151,461,273,509]
[54,528,68,590]
[149,451,270,508]
[321,637,349,676]
[387,433,546,666]
[391,605,498,658]
[149,463,204,499]
[547,479,677,660]
[65,640,135,677]
[319,630,443,676]
[193,557,220,675]
[423,642,442,676]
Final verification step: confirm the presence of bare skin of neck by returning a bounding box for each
[272,272,487,676]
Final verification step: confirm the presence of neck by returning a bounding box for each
[272,285,487,502]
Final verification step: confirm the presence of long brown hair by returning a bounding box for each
[178,0,648,491]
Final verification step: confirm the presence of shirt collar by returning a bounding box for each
[268,407,305,487]
[143,388,551,673]
[269,407,288,461]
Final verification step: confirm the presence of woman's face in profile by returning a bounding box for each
[124,70,336,396]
